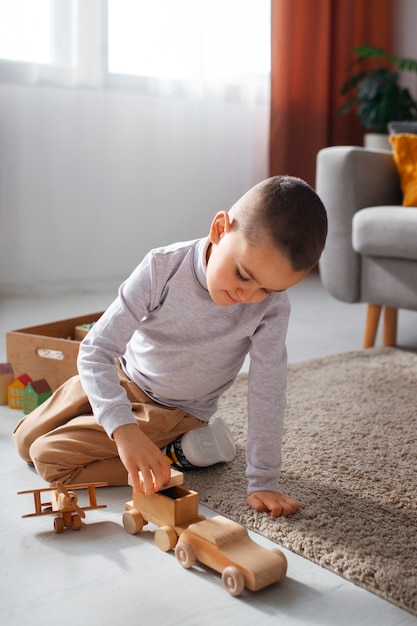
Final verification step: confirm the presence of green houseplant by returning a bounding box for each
[339,45,417,133]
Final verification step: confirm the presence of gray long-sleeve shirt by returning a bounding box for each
[78,237,290,494]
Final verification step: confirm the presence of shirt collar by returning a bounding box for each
[194,236,211,290]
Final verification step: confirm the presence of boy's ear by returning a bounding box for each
[209,211,233,244]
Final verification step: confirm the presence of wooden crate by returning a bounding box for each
[6,312,103,391]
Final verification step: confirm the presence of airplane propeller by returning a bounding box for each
[55,481,86,518]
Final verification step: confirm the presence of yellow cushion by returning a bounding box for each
[389,133,417,207]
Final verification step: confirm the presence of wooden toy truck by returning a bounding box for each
[123,470,288,596]
[123,470,205,551]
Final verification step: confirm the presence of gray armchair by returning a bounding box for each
[316,146,417,347]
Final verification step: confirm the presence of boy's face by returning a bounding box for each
[206,211,306,306]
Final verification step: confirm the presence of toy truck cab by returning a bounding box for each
[175,515,288,596]
[123,470,204,551]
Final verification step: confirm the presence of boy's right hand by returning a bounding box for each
[113,423,171,495]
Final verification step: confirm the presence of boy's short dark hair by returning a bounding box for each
[237,176,328,271]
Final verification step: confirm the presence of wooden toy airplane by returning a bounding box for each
[18,481,107,533]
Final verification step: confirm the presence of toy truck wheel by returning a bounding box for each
[154,526,178,552]
[271,548,288,578]
[54,517,65,534]
[175,541,196,569]
[123,509,145,534]
[222,566,245,596]
[72,514,82,530]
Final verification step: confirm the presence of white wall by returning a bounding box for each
[394,0,417,95]
[0,83,268,295]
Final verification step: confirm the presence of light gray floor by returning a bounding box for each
[1,274,416,626]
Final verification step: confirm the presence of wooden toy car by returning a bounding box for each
[175,515,288,596]
[18,481,107,533]
[123,470,205,551]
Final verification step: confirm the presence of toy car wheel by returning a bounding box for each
[175,541,196,569]
[72,514,82,531]
[222,566,245,596]
[271,548,288,578]
[155,525,178,552]
[123,509,145,534]
[54,517,65,534]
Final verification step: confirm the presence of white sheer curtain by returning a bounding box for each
[0,0,271,293]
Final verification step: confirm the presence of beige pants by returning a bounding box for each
[13,364,205,486]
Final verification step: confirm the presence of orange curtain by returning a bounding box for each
[269,0,394,186]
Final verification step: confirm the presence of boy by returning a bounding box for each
[14,176,327,517]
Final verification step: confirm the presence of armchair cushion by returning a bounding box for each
[352,206,417,260]
[389,133,417,207]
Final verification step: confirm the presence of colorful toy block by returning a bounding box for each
[0,363,14,405]
[22,379,52,414]
[8,374,32,409]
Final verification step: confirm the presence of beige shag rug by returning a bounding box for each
[184,348,417,616]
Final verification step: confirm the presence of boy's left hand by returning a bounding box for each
[247,491,300,517]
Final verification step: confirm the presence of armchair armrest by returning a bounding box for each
[316,146,402,303]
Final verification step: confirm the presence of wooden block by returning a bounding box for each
[128,468,184,490]
[8,374,32,409]
[74,323,96,341]
[0,363,14,405]
[21,379,52,414]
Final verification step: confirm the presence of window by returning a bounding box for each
[0,0,75,66]
[107,0,270,82]
[0,0,271,96]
